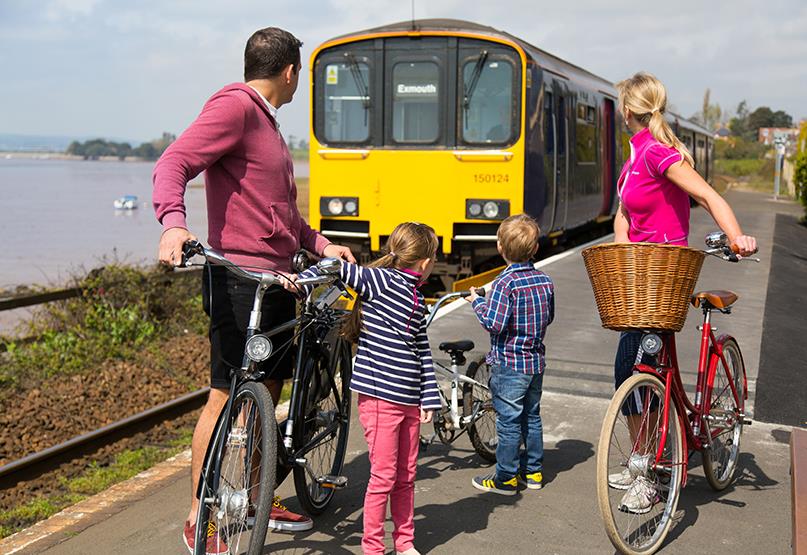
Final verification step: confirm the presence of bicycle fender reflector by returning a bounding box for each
[246,335,273,362]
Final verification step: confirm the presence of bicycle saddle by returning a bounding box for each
[439,340,475,353]
[690,290,738,309]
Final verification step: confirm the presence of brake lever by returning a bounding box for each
[335,279,354,301]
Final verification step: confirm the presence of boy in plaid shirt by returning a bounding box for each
[466,214,554,495]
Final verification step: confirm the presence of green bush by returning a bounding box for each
[714,158,767,177]
[795,150,807,212]
[0,264,207,388]
[714,137,768,160]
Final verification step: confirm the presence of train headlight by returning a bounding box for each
[327,198,343,215]
[246,335,273,362]
[465,199,510,221]
[321,197,359,217]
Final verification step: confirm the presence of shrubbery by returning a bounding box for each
[0,265,207,389]
[714,137,768,160]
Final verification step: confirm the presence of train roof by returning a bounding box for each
[327,18,616,93]
[325,18,712,136]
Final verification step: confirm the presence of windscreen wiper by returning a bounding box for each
[463,49,489,125]
[344,52,370,124]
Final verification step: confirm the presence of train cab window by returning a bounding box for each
[322,60,371,143]
[460,58,514,144]
[391,62,440,143]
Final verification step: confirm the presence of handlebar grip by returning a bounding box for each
[458,287,486,298]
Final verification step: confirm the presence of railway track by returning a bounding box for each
[0,387,208,490]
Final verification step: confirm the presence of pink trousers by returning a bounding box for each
[357,394,421,555]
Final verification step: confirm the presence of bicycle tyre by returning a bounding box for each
[194,382,277,555]
[463,357,497,463]
[597,373,683,555]
[292,337,352,515]
[703,337,746,491]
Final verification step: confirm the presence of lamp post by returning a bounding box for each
[773,136,787,201]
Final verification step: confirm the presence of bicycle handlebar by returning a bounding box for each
[180,240,282,286]
[425,287,486,329]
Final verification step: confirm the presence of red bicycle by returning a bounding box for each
[596,232,759,555]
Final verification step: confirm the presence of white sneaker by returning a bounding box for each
[618,476,658,514]
[608,468,633,490]
[396,548,421,555]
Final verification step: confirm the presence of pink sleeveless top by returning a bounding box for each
[617,128,690,245]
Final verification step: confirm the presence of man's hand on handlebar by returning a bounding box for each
[323,244,357,264]
[159,227,197,267]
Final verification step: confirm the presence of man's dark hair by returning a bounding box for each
[244,27,302,81]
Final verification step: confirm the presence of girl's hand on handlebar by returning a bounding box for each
[420,409,433,424]
[279,272,299,293]
[159,227,196,266]
[730,235,758,257]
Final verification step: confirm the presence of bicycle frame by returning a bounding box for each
[631,305,748,487]
[433,360,488,432]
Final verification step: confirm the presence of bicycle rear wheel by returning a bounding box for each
[195,382,277,555]
[597,373,683,555]
[463,357,497,463]
[292,338,352,515]
[703,338,746,491]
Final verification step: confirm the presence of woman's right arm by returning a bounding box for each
[614,203,630,243]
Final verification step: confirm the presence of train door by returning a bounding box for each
[600,97,616,216]
[552,81,569,230]
[541,86,557,232]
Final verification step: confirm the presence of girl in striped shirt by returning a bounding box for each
[297,222,441,555]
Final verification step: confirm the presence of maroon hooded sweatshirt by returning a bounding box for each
[152,83,330,272]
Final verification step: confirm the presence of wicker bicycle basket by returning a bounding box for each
[582,243,705,332]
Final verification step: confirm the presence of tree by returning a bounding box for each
[696,88,722,130]
[729,100,749,138]
[771,110,793,128]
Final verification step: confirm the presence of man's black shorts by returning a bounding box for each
[201,264,295,389]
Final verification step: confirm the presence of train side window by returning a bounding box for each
[391,61,440,143]
[322,60,371,143]
[557,96,566,155]
[576,102,596,163]
[544,92,554,154]
[459,58,514,144]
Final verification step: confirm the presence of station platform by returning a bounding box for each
[5,190,803,554]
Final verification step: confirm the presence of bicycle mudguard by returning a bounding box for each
[712,334,748,401]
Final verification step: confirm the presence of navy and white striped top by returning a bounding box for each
[298,262,442,410]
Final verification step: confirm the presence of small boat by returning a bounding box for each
[113,195,138,210]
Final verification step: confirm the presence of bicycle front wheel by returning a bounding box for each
[597,373,683,555]
[703,338,746,491]
[463,357,497,463]
[292,338,352,515]
[195,382,277,555]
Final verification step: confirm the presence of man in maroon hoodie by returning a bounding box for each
[153,27,354,553]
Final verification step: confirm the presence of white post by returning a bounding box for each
[773,138,786,201]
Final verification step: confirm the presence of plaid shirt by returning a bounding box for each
[472,262,554,374]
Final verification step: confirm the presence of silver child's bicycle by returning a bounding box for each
[420,290,497,462]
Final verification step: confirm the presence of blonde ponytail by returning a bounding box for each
[616,72,694,167]
[342,222,438,342]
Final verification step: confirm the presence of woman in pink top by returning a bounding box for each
[608,72,757,514]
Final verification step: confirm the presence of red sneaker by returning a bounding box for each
[268,496,313,532]
[182,520,229,554]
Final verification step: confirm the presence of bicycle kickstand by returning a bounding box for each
[419,433,438,451]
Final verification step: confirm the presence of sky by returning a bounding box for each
[1,0,805,144]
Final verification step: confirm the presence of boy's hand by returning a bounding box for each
[466,286,481,303]
[420,409,433,424]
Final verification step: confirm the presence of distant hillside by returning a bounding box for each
[0,134,137,152]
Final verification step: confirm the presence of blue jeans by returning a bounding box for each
[489,365,544,481]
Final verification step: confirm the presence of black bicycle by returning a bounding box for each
[181,241,353,555]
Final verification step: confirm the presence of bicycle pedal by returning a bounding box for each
[317,475,348,489]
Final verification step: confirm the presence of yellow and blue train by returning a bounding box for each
[308,19,713,289]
